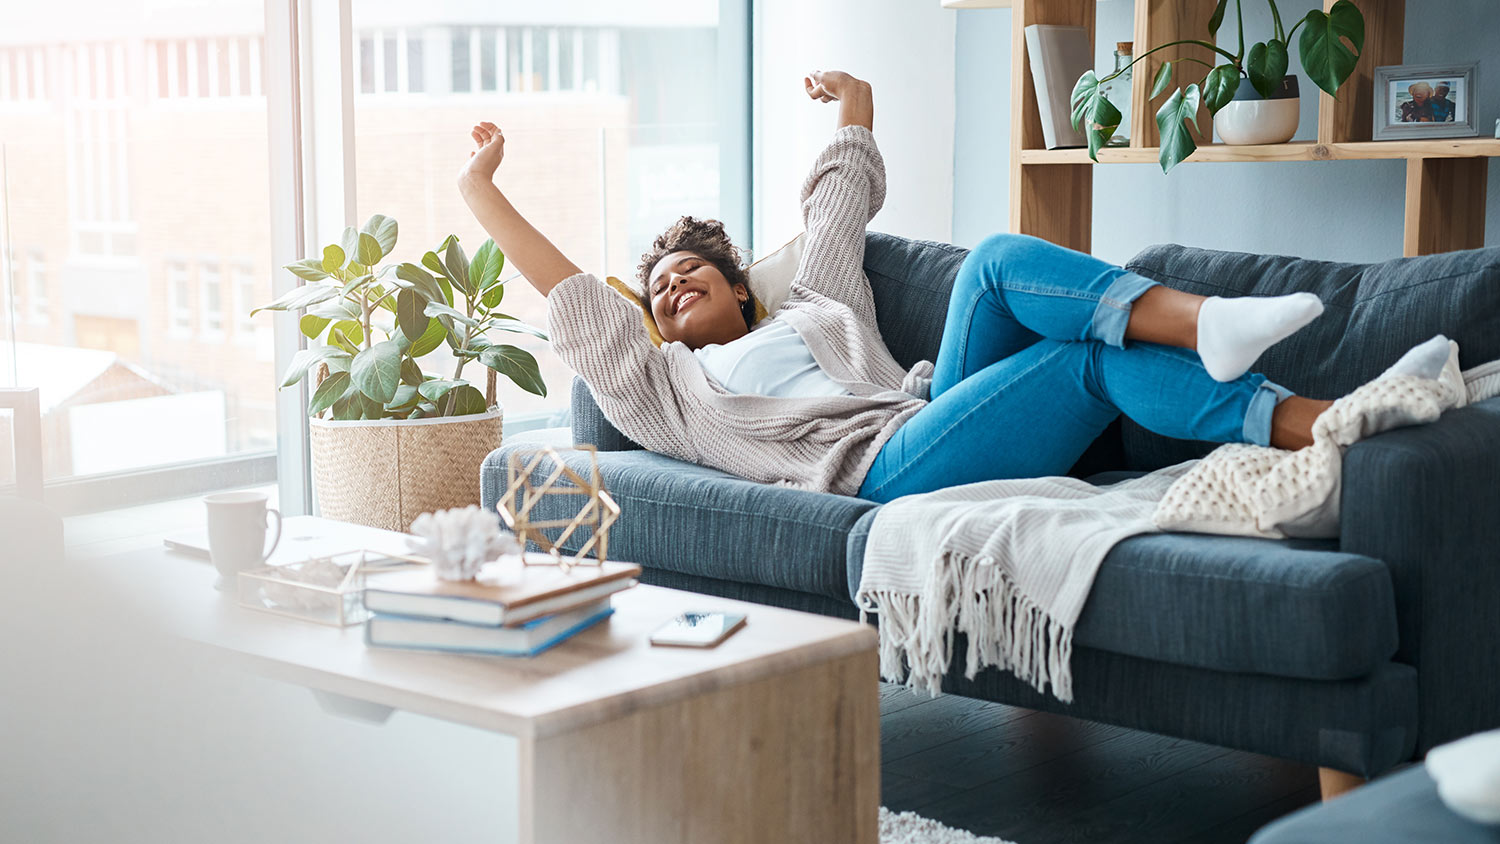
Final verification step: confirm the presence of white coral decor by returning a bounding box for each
[407,505,519,581]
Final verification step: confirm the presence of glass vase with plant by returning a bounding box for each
[1070,0,1366,172]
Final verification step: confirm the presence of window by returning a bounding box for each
[201,262,224,339]
[67,42,136,258]
[167,260,193,337]
[352,1,744,423]
[27,250,48,324]
[149,37,264,100]
[0,46,49,104]
[232,262,258,340]
[356,29,426,95]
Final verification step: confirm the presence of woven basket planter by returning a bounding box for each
[308,408,504,533]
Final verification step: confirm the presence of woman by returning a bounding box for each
[458,70,1449,503]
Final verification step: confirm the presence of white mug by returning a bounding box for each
[204,491,282,590]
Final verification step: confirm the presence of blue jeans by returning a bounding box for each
[856,234,1292,503]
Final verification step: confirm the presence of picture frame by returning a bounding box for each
[1373,62,1480,140]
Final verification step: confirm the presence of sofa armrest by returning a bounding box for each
[1339,395,1500,752]
[569,375,642,452]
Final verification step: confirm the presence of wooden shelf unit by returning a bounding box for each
[1008,0,1492,257]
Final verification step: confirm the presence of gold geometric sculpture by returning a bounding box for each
[496,444,620,573]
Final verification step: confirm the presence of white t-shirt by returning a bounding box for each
[692,319,852,399]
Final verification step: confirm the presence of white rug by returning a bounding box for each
[880,807,1018,844]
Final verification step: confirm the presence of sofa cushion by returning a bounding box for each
[1122,244,1500,470]
[1249,765,1499,844]
[480,430,877,601]
[849,513,1399,680]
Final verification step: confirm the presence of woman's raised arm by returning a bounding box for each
[457,122,583,297]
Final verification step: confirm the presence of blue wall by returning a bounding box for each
[953,0,1500,265]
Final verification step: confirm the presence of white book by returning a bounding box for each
[1024,24,1091,149]
[366,598,614,657]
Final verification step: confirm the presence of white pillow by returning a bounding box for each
[1426,727,1500,824]
[746,232,804,317]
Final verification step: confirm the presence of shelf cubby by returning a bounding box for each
[1008,0,1492,256]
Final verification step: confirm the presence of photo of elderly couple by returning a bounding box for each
[1392,78,1463,123]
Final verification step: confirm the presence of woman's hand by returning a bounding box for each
[459,121,505,187]
[804,70,873,131]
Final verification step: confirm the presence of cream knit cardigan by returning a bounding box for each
[547,126,932,495]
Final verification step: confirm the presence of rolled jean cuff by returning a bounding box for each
[1243,380,1295,447]
[1089,273,1159,348]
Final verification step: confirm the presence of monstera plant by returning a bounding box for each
[252,214,547,420]
[1070,0,1366,172]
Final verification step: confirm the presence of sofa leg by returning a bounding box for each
[1318,767,1365,801]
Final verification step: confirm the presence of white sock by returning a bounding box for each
[1196,292,1325,382]
[1380,334,1450,381]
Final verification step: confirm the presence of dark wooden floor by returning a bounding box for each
[879,683,1324,844]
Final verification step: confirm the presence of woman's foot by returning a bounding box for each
[1196,293,1325,382]
[1379,334,1450,380]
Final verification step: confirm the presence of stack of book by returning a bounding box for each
[362,560,642,657]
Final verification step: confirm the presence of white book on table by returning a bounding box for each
[1024,24,1091,150]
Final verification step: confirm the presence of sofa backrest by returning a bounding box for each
[862,232,970,368]
[1121,244,1500,470]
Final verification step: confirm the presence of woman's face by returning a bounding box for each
[647,250,749,349]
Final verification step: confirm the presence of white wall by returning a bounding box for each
[753,0,956,253]
[953,0,1500,264]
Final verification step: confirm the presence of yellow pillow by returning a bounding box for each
[602,238,792,347]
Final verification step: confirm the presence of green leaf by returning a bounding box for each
[444,384,489,416]
[362,214,398,259]
[478,344,547,397]
[1298,2,1364,97]
[307,370,350,416]
[251,283,340,316]
[286,258,330,281]
[350,340,402,403]
[421,250,449,279]
[347,261,367,277]
[321,244,345,273]
[483,317,548,342]
[425,300,479,329]
[1208,0,1231,37]
[417,379,468,402]
[1203,63,1241,115]
[1150,61,1173,99]
[1156,83,1203,174]
[299,314,331,340]
[400,357,424,387]
[279,346,351,388]
[308,297,359,321]
[330,382,362,420]
[386,384,419,410]
[407,317,448,358]
[397,288,431,343]
[396,263,446,305]
[338,227,360,266]
[1070,70,1100,132]
[330,319,364,349]
[358,392,388,420]
[470,239,504,292]
[357,232,383,267]
[442,238,472,296]
[1246,40,1289,100]
[481,283,505,310]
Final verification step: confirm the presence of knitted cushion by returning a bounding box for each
[1121,245,1500,471]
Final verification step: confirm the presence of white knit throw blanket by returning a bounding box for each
[859,350,1500,703]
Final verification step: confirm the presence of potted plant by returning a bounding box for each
[1070,0,1365,171]
[252,214,548,531]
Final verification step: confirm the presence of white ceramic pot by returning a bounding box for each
[1214,75,1300,145]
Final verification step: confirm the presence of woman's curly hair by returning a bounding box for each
[635,216,757,330]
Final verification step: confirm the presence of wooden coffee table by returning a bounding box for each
[85,518,879,844]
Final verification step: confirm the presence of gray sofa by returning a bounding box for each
[481,233,1500,781]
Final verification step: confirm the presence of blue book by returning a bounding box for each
[365,598,613,657]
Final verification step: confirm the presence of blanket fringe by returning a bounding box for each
[858,549,1076,703]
